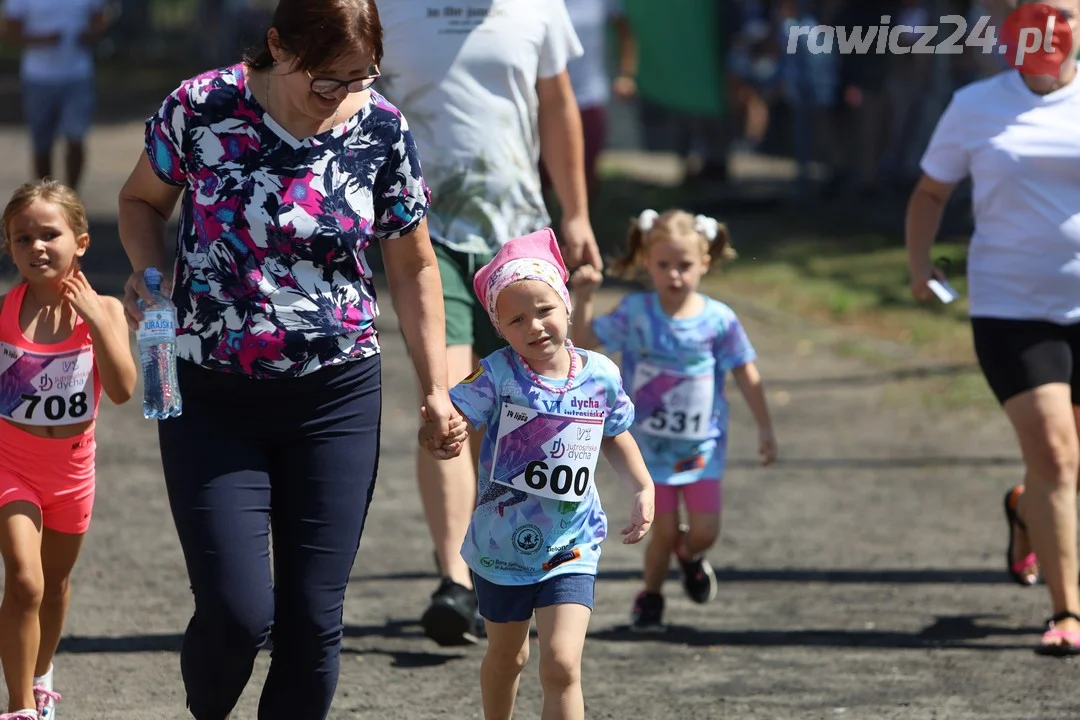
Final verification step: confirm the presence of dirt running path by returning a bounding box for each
[0,123,1076,720]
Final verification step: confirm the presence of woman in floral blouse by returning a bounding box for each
[116,1,463,717]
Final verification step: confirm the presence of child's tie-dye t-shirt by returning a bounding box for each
[592,292,756,486]
[449,346,634,585]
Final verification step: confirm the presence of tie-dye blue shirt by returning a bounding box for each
[592,292,756,485]
[449,346,635,586]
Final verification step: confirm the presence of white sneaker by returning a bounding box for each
[33,687,59,720]
[33,665,59,720]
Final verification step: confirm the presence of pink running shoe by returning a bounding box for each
[34,686,60,719]
[0,711,38,719]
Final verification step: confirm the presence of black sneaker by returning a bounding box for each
[421,577,480,647]
[677,554,718,604]
[630,591,665,632]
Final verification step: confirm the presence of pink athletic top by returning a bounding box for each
[0,283,101,426]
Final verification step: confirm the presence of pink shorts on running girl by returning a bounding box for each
[0,422,95,534]
[654,479,721,516]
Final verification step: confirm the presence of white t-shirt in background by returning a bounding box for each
[379,0,583,255]
[2,0,104,83]
[920,70,1080,324]
[565,0,623,109]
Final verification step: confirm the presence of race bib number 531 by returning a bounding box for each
[489,403,603,502]
[631,362,714,441]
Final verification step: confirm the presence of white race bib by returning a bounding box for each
[489,402,603,502]
[0,341,96,426]
[631,361,714,440]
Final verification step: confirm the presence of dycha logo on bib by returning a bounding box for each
[1001,3,1074,77]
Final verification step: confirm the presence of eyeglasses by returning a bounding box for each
[309,67,381,96]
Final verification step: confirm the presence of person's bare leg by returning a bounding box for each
[642,512,679,593]
[480,618,530,720]
[36,528,84,676]
[535,603,591,720]
[1007,485,1040,584]
[1005,384,1080,646]
[64,140,85,192]
[33,152,51,182]
[680,511,720,560]
[744,91,770,146]
[0,502,45,713]
[415,343,478,589]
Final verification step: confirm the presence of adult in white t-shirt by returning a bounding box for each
[906,0,1080,657]
[2,0,107,191]
[379,0,601,648]
[2,0,108,191]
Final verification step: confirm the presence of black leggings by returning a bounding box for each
[971,317,1080,406]
[158,355,382,720]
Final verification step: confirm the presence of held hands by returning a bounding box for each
[122,268,173,331]
[569,264,603,297]
[61,271,107,327]
[621,486,654,545]
[560,216,603,273]
[418,393,469,460]
[758,426,778,467]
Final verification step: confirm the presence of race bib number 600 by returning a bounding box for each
[489,403,603,502]
[631,362,714,441]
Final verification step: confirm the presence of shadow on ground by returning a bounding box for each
[56,612,1043,657]
[354,567,1017,586]
[592,614,1044,652]
[56,621,469,668]
[56,621,438,655]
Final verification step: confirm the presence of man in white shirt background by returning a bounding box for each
[2,0,109,191]
[379,0,602,647]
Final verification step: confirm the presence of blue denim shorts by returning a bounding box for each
[473,573,595,624]
[22,79,96,154]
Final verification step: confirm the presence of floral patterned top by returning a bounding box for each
[145,63,430,378]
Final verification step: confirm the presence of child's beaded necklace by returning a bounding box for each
[517,340,579,395]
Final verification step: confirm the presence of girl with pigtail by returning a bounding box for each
[570,208,777,632]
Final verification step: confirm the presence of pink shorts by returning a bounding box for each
[654,479,722,516]
[0,421,96,534]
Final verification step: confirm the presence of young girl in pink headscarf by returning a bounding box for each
[419,227,654,720]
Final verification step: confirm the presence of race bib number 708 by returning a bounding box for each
[0,342,96,426]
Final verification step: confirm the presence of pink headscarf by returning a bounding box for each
[472,227,572,330]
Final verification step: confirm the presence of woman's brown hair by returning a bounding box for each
[244,0,384,73]
[608,209,736,281]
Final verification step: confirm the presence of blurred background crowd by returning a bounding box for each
[0,0,1026,203]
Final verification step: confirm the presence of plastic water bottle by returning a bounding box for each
[136,268,182,420]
